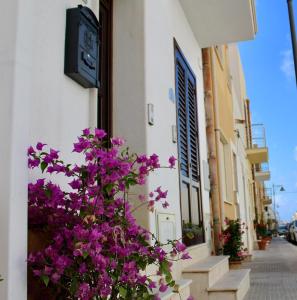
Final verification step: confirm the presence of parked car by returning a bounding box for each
[288,221,297,242]
[277,224,288,237]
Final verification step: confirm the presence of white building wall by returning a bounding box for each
[0,1,98,299]
[144,0,211,249]
[1,0,213,297]
[228,44,254,253]
[113,0,211,271]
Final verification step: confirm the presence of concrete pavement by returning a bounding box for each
[244,237,297,300]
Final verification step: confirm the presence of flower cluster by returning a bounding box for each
[220,218,246,261]
[27,128,190,300]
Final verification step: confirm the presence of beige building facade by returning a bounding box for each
[203,44,257,254]
[203,40,274,255]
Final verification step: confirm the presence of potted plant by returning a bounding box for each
[27,128,191,300]
[221,218,246,267]
[182,222,204,247]
[256,223,268,239]
[256,223,269,250]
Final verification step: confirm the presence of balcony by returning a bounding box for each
[255,163,271,182]
[179,0,257,47]
[263,188,272,205]
[263,197,272,206]
[246,124,269,164]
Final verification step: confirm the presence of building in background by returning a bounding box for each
[203,44,263,255]
[0,0,257,299]
[245,101,273,243]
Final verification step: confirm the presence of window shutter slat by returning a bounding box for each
[188,79,200,182]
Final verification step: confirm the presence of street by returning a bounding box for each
[244,238,297,299]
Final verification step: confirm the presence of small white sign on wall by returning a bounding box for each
[157,213,176,244]
[203,160,211,191]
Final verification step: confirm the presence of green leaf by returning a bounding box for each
[168,280,176,287]
[165,273,172,283]
[40,161,48,173]
[82,251,89,259]
[81,169,88,179]
[44,189,52,198]
[41,275,49,287]
[119,286,127,298]
[159,260,171,278]
[70,278,78,295]
[104,184,114,194]
[186,232,195,239]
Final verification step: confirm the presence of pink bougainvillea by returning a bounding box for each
[27,128,190,299]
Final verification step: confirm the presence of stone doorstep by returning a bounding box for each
[153,279,192,300]
[182,255,230,274]
[207,269,250,292]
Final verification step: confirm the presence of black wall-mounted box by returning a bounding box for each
[64,5,99,88]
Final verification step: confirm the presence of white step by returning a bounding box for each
[182,256,229,300]
[153,279,192,300]
[208,269,250,300]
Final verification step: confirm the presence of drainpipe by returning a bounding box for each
[245,99,258,223]
[287,0,297,85]
[202,48,222,254]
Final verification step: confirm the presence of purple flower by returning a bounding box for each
[76,283,91,300]
[28,158,40,168]
[168,156,177,168]
[79,263,87,274]
[68,179,81,190]
[94,128,106,139]
[137,154,147,163]
[159,283,167,293]
[33,269,42,277]
[49,148,59,159]
[181,252,191,260]
[82,128,91,136]
[73,137,90,153]
[36,142,46,151]
[148,281,157,289]
[111,137,125,146]
[175,241,186,252]
[51,273,61,283]
[44,266,53,275]
[162,201,169,209]
[27,128,183,300]
[27,146,35,156]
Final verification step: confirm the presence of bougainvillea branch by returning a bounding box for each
[27,128,190,299]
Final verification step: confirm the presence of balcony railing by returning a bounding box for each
[255,162,271,181]
[265,188,272,197]
[263,188,272,205]
[251,124,266,148]
[246,124,269,164]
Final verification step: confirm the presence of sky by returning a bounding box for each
[239,0,297,222]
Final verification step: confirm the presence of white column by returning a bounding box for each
[0,0,31,299]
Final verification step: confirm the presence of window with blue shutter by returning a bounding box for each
[175,44,204,246]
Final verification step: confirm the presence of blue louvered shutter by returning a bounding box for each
[175,47,204,245]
